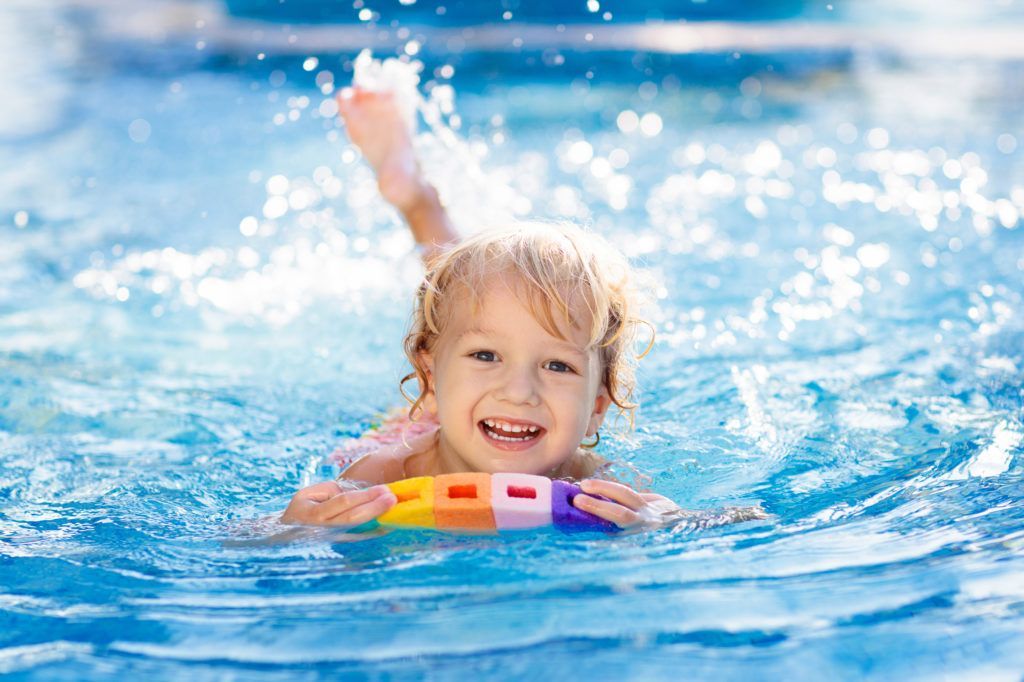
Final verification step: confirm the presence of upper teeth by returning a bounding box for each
[484,419,539,433]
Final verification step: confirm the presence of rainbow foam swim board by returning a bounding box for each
[376,473,617,533]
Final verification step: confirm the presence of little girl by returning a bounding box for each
[281,85,683,530]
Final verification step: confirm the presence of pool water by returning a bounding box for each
[2,2,1023,679]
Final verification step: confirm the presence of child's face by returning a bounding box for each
[420,277,612,475]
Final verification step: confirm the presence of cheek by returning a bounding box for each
[433,370,474,415]
[549,384,594,426]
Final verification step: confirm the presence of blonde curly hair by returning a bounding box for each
[399,222,653,432]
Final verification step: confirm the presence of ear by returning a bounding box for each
[586,385,613,436]
[417,350,434,389]
[417,350,438,415]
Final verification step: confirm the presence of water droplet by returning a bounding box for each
[836,122,858,144]
[639,112,663,137]
[566,140,593,165]
[616,110,639,134]
[239,216,259,236]
[128,119,151,143]
[856,243,890,268]
[262,196,289,220]
[266,175,290,195]
[318,98,339,118]
[866,127,889,149]
[739,76,761,98]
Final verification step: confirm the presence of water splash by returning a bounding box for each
[71,51,532,325]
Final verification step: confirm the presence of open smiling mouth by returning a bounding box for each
[479,419,545,446]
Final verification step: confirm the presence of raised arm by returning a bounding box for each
[337,87,459,266]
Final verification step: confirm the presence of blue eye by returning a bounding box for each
[471,351,497,362]
[545,360,575,373]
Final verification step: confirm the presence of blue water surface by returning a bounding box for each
[1,1,1023,679]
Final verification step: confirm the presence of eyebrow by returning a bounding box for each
[457,326,588,358]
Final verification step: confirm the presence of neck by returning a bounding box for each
[435,429,474,474]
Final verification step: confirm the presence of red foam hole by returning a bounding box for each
[507,485,537,499]
[448,484,478,499]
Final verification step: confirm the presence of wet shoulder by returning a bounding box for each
[554,448,609,481]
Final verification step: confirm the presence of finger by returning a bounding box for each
[314,485,391,522]
[333,490,398,527]
[579,479,645,511]
[303,480,344,503]
[573,494,643,529]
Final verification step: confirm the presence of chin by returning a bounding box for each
[476,458,538,476]
[497,458,562,477]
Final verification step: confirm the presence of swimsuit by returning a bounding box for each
[331,408,439,473]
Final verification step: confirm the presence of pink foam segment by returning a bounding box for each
[491,473,553,530]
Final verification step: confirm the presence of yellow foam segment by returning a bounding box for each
[378,476,436,528]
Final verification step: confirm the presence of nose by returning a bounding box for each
[493,365,541,406]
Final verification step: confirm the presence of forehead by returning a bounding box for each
[445,276,594,350]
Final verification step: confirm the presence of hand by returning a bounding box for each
[337,87,426,212]
[573,479,681,530]
[281,481,397,527]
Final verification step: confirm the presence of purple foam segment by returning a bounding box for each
[551,480,618,533]
[492,473,553,530]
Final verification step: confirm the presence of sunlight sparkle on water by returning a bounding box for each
[65,53,1023,376]
[616,109,639,134]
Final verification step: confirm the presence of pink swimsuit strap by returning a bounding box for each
[330,409,439,470]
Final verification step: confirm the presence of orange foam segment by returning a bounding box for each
[433,473,495,530]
